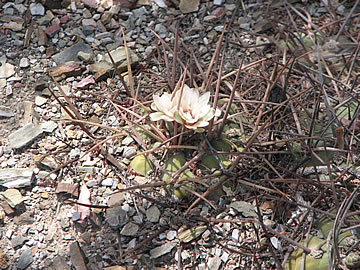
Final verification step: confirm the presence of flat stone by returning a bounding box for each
[75,75,95,89]
[45,23,61,37]
[46,255,69,270]
[2,188,23,208]
[0,168,34,188]
[122,146,137,159]
[117,0,137,8]
[17,248,33,270]
[69,242,87,270]
[89,61,112,81]
[101,178,114,187]
[30,3,45,16]
[229,201,257,217]
[82,19,97,36]
[0,63,16,79]
[146,205,161,223]
[89,46,139,81]
[35,96,48,106]
[80,0,99,9]
[0,110,15,118]
[101,11,113,25]
[105,206,128,229]
[37,27,48,46]
[4,21,22,31]
[49,61,84,80]
[55,183,79,196]
[179,0,200,13]
[107,192,125,207]
[132,6,148,17]
[120,222,139,236]
[150,242,176,258]
[59,15,70,24]
[40,121,58,133]
[0,15,24,23]
[52,42,93,65]
[86,180,97,188]
[214,0,224,5]
[13,212,35,225]
[35,155,57,170]
[36,13,53,25]
[11,236,29,249]
[77,51,92,63]
[8,123,43,149]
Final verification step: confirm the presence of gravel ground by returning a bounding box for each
[1,0,360,269]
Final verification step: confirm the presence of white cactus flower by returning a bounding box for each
[150,85,220,132]
[149,92,179,122]
[174,85,220,131]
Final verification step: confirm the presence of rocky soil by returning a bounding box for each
[1,0,360,269]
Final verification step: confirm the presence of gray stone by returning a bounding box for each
[146,205,161,223]
[0,110,14,118]
[121,136,134,146]
[101,11,113,25]
[52,42,93,65]
[46,255,69,270]
[105,207,128,229]
[155,23,167,37]
[120,222,139,236]
[229,201,257,218]
[4,8,14,16]
[82,18,97,36]
[77,51,92,62]
[102,37,114,45]
[11,236,29,249]
[14,4,27,15]
[95,32,112,39]
[150,242,176,258]
[132,6,148,17]
[30,3,45,16]
[8,123,43,149]
[122,146,137,158]
[0,168,34,188]
[17,248,33,270]
[36,14,53,25]
[72,212,81,222]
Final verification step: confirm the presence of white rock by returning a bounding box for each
[30,3,45,16]
[35,96,47,106]
[101,178,114,187]
[0,63,16,79]
[231,229,239,242]
[19,58,30,68]
[166,230,177,240]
